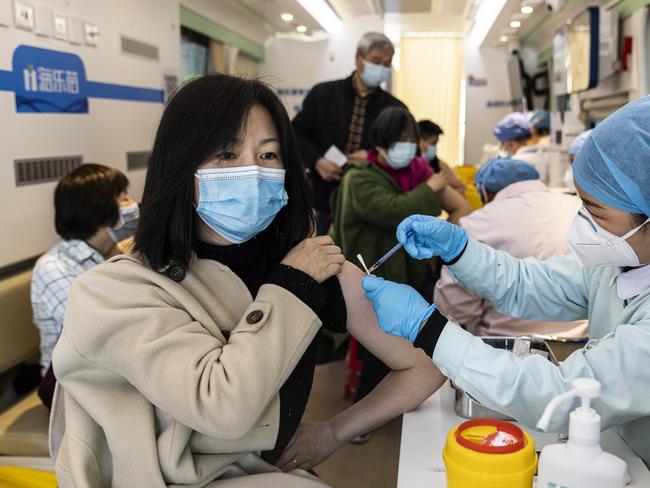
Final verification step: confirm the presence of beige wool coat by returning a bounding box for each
[49,253,331,487]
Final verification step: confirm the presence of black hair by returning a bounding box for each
[134,73,315,272]
[417,120,443,139]
[535,127,550,136]
[54,164,128,240]
[369,106,419,149]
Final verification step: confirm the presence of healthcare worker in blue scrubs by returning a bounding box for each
[362,96,650,465]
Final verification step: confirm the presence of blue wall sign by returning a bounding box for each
[0,45,164,113]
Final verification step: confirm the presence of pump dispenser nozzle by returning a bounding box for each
[537,379,601,432]
[537,379,603,446]
[536,378,627,488]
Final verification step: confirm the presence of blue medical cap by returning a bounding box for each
[493,112,532,142]
[568,129,593,157]
[475,157,540,194]
[573,95,650,216]
[529,109,550,130]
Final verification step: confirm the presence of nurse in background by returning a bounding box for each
[564,129,593,192]
[493,111,549,183]
[362,96,650,465]
[434,157,586,338]
[527,109,551,147]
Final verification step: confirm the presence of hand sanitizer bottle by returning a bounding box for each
[536,378,626,488]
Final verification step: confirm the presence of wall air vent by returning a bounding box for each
[14,155,83,187]
[120,35,159,61]
[126,151,151,170]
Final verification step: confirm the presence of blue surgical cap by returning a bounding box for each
[573,95,650,216]
[529,109,550,130]
[493,112,532,142]
[568,129,593,157]
[475,157,540,194]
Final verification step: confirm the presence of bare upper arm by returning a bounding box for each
[437,186,471,223]
[337,261,420,371]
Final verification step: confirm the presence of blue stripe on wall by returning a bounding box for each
[0,70,12,91]
[85,81,164,103]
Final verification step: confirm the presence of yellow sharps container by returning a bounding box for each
[443,418,537,488]
[454,166,483,210]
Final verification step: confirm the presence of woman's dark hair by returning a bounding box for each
[54,164,128,240]
[134,73,315,272]
[417,119,443,139]
[369,106,419,149]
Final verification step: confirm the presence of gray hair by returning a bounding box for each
[357,32,394,57]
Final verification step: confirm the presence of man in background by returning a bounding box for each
[292,32,405,234]
[418,119,466,194]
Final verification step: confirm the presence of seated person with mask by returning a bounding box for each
[434,158,587,338]
[493,112,549,184]
[31,164,137,407]
[418,119,466,195]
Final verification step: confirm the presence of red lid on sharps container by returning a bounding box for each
[455,418,526,455]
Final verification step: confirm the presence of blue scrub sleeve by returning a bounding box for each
[434,320,650,433]
[447,239,590,323]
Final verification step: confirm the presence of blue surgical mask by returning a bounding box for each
[107,202,139,243]
[360,60,391,87]
[425,145,437,161]
[195,165,288,244]
[386,142,417,170]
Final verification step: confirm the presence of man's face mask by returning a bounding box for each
[360,59,391,87]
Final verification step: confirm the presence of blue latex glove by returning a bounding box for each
[396,215,468,262]
[362,275,436,342]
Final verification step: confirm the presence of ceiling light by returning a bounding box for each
[296,25,307,33]
[510,20,522,28]
[499,35,508,42]
[467,0,508,46]
[281,13,294,21]
[296,0,342,33]
[566,19,572,25]
[521,6,534,14]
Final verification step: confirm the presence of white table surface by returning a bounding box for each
[397,382,650,487]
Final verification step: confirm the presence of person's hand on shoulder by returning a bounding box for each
[281,236,345,283]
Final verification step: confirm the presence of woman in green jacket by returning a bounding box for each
[330,106,469,289]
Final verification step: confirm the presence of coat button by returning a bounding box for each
[167,265,186,282]
[246,310,264,324]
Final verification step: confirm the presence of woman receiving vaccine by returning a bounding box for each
[50,74,444,488]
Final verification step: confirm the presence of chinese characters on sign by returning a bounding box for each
[13,45,88,113]
[23,66,80,94]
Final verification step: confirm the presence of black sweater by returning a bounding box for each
[194,230,347,464]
